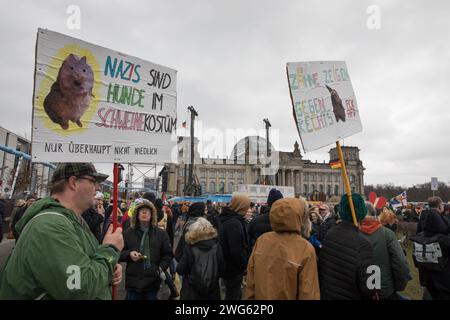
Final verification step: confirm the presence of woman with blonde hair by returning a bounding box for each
[379,208,399,232]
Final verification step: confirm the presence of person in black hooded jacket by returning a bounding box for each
[119,200,173,300]
[417,196,450,300]
[318,194,378,300]
[247,188,283,252]
[219,194,251,300]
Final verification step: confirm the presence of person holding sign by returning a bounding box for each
[0,163,124,299]
[318,194,378,300]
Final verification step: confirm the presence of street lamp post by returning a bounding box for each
[263,118,271,185]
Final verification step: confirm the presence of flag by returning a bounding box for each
[330,160,341,169]
[182,121,187,128]
[390,198,402,210]
[397,191,407,206]
[390,191,407,209]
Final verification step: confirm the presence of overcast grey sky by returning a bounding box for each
[1,0,449,187]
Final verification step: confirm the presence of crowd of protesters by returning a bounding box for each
[1,162,450,300]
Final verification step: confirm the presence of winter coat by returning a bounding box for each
[82,207,104,243]
[157,206,174,247]
[176,219,224,300]
[219,206,250,278]
[318,221,376,300]
[311,222,321,236]
[247,206,272,251]
[317,213,337,242]
[175,216,200,262]
[0,200,4,243]
[175,204,205,262]
[245,198,320,300]
[119,202,173,292]
[417,209,432,234]
[0,197,119,299]
[418,209,450,298]
[11,205,29,240]
[206,206,221,231]
[360,217,410,298]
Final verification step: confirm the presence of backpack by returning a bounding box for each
[410,232,448,272]
[189,243,219,294]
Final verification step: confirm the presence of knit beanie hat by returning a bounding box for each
[143,192,156,204]
[188,202,205,217]
[267,188,283,206]
[339,193,367,222]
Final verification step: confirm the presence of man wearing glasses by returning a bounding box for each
[0,163,124,299]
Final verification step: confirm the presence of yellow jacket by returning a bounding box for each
[245,198,320,300]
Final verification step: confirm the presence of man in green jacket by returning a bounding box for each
[0,163,124,299]
[359,201,411,299]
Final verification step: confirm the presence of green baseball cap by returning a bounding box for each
[51,163,109,183]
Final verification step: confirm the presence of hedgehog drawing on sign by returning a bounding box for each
[325,85,346,123]
[43,54,94,130]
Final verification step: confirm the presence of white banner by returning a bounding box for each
[287,61,362,152]
[32,29,177,163]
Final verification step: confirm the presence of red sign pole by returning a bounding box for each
[112,163,119,300]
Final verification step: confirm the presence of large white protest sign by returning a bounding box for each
[287,61,362,152]
[32,29,177,163]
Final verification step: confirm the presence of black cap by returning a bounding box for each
[51,163,108,183]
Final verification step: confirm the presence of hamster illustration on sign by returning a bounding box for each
[32,29,178,164]
[44,54,94,130]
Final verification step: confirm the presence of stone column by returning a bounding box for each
[291,169,295,190]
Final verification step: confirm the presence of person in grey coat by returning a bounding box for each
[359,202,411,299]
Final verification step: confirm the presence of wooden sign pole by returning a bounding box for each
[336,141,358,226]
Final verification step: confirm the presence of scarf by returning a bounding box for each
[139,225,151,269]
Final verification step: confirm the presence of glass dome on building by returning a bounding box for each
[230,136,276,163]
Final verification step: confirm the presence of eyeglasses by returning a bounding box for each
[76,176,98,184]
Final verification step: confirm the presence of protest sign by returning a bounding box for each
[32,29,177,163]
[287,61,362,152]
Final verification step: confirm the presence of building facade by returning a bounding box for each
[0,126,53,198]
[166,136,365,199]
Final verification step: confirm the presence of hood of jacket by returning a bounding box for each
[220,206,242,222]
[185,217,218,245]
[423,209,450,235]
[269,198,305,234]
[131,200,158,228]
[14,197,79,236]
[359,217,383,235]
